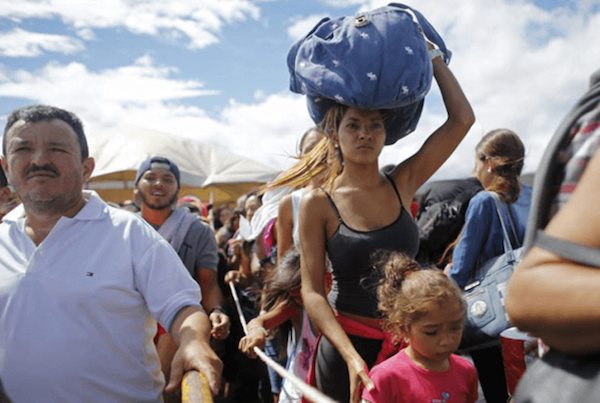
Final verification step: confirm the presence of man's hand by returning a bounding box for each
[165,338,223,395]
[209,310,230,340]
[166,306,223,395]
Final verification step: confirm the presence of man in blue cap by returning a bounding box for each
[135,156,230,374]
[0,105,222,402]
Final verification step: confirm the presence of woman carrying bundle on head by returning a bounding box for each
[287,4,474,402]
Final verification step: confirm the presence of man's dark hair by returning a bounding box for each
[0,165,7,188]
[3,105,88,160]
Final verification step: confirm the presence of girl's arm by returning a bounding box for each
[506,149,600,354]
[276,195,294,262]
[393,57,475,206]
[238,299,300,358]
[299,190,374,403]
[223,239,252,287]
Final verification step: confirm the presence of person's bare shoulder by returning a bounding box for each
[300,188,337,229]
[277,194,293,217]
[301,188,329,212]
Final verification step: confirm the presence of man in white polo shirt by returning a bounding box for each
[0,105,222,402]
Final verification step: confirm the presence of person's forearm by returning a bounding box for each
[165,305,223,394]
[170,305,212,346]
[303,290,358,362]
[433,58,474,129]
[239,251,253,277]
[401,59,474,192]
[507,256,600,354]
[199,279,224,314]
[259,299,299,329]
[535,328,600,355]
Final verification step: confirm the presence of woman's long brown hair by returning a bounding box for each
[476,128,525,203]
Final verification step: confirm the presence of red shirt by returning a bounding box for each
[362,350,478,403]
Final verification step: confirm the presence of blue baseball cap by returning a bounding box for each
[287,3,451,145]
[135,156,181,188]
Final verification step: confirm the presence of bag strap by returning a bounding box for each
[489,192,518,263]
[468,192,517,283]
[535,230,600,268]
[506,204,519,247]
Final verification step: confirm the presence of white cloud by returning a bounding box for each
[1,0,599,180]
[89,93,315,170]
[0,28,84,57]
[0,57,311,170]
[317,0,365,7]
[353,0,600,179]
[0,56,219,126]
[287,14,328,41]
[219,94,315,166]
[0,0,260,49]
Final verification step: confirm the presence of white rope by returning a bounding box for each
[228,281,249,335]
[228,281,337,403]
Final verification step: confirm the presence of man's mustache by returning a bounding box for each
[25,164,59,177]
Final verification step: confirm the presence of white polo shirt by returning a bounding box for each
[0,191,202,402]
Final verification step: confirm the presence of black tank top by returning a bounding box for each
[324,175,419,317]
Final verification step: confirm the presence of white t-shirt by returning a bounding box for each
[0,191,202,402]
[290,188,306,249]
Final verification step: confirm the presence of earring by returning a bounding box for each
[487,168,492,173]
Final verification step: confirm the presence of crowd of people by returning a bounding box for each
[0,3,599,403]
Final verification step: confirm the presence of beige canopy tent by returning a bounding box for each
[86,125,279,205]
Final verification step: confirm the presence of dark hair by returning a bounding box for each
[476,128,525,203]
[212,205,231,230]
[262,248,302,311]
[0,165,7,187]
[3,105,88,160]
[258,249,302,341]
[226,208,244,233]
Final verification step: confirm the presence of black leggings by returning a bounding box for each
[315,334,382,402]
[471,345,509,403]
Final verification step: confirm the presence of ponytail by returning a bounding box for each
[476,129,525,203]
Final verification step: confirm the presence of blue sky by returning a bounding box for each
[0,1,359,117]
[1,0,599,179]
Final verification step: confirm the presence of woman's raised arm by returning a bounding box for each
[394,57,475,203]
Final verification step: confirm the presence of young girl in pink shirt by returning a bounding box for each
[362,252,478,403]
